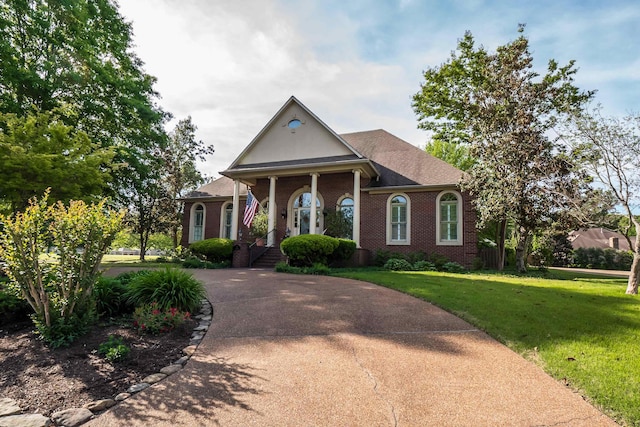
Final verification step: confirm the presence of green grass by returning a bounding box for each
[334,268,640,426]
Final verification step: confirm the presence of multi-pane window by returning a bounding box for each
[439,193,458,241]
[193,205,204,242]
[223,204,233,239]
[339,197,354,239]
[390,195,407,241]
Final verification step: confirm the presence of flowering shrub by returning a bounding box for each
[133,302,191,334]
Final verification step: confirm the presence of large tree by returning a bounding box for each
[413,26,594,272]
[0,110,114,212]
[160,117,214,249]
[566,111,640,294]
[0,0,168,204]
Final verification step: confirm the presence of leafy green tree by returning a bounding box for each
[0,0,168,203]
[160,117,214,248]
[0,191,124,346]
[565,111,640,293]
[425,139,474,171]
[413,25,594,272]
[0,111,114,212]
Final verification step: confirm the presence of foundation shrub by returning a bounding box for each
[384,258,413,271]
[189,238,233,263]
[280,234,340,267]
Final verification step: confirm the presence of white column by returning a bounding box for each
[231,179,240,240]
[310,173,319,234]
[353,169,361,247]
[267,176,277,246]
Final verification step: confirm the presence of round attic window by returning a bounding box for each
[287,119,302,129]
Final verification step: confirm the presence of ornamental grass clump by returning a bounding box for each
[132,302,190,334]
[125,267,205,313]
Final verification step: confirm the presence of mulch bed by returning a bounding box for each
[0,316,195,417]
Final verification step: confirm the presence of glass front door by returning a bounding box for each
[292,192,321,236]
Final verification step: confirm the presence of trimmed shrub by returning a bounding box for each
[442,262,467,273]
[125,267,206,313]
[428,253,450,270]
[413,260,437,271]
[280,234,340,267]
[384,258,413,271]
[330,239,357,265]
[189,238,234,263]
[572,247,633,270]
[181,256,230,269]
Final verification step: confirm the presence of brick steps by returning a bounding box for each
[251,247,286,268]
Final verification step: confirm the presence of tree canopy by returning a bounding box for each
[413,26,594,272]
[0,0,168,205]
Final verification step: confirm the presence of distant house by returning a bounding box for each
[181,96,477,267]
[568,228,636,251]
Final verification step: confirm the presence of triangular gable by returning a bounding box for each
[227,96,363,169]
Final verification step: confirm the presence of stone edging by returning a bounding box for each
[0,298,213,427]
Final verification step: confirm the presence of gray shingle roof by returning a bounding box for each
[341,129,463,187]
[186,129,463,199]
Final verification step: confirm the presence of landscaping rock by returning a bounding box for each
[173,356,189,365]
[182,345,197,356]
[114,393,131,402]
[51,408,92,427]
[0,398,21,416]
[126,383,150,394]
[83,399,116,413]
[189,338,202,346]
[0,414,51,427]
[199,314,212,321]
[159,364,182,375]
[194,324,208,331]
[141,373,167,384]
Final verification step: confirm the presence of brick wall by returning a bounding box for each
[181,173,478,267]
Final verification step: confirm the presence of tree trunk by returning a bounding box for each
[627,253,640,294]
[172,225,178,250]
[515,227,530,273]
[139,232,147,261]
[495,219,507,271]
[626,215,640,294]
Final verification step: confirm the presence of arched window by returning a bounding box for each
[337,195,354,239]
[191,204,205,242]
[436,191,463,245]
[288,188,324,236]
[387,194,410,245]
[220,202,233,239]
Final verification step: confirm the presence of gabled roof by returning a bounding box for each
[341,129,463,188]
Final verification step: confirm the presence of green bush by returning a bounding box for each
[384,258,413,271]
[280,234,340,267]
[330,239,357,265]
[442,262,467,273]
[274,261,331,275]
[94,277,133,317]
[428,253,450,270]
[572,247,633,270]
[189,238,234,263]
[0,287,30,325]
[125,267,206,313]
[181,256,230,269]
[98,335,130,362]
[373,249,428,267]
[413,260,437,271]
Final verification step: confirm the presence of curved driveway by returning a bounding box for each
[88,269,615,426]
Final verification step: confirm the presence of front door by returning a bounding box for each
[292,191,322,236]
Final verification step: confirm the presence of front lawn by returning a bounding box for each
[334,269,639,426]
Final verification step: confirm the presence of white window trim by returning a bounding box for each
[436,190,463,246]
[219,201,233,240]
[189,203,206,243]
[386,193,410,245]
[336,193,353,211]
[287,187,324,236]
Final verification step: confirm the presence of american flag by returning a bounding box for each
[243,190,260,227]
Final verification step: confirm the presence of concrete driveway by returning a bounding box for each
[87,269,615,426]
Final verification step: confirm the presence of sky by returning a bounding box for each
[117,0,640,179]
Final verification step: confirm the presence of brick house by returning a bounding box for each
[180,96,477,267]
